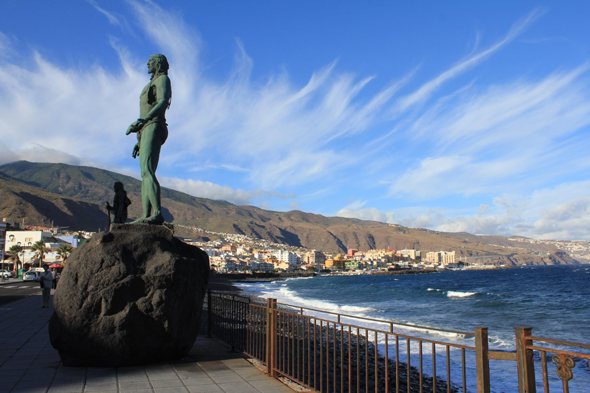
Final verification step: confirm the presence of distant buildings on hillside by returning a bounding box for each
[13,218,586,274]
[1,219,89,271]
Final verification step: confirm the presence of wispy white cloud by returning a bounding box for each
[396,8,545,112]
[349,181,590,240]
[161,177,292,206]
[0,32,16,58]
[0,49,143,166]
[0,2,550,195]
[2,2,589,241]
[336,201,397,223]
[391,65,590,199]
[528,197,590,240]
[86,0,124,27]
[432,192,590,241]
[0,144,83,167]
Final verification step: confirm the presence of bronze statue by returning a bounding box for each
[126,54,171,224]
[106,182,132,224]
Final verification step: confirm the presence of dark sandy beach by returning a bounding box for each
[207,275,243,294]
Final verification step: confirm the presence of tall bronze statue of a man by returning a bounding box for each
[126,54,171,224]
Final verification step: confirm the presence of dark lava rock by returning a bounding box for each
[49,223,209,367]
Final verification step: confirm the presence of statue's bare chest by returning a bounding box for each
[140,82,157,107]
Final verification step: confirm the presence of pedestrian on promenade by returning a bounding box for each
[40,265,54,308]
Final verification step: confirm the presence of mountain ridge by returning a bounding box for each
[0,161,580,265]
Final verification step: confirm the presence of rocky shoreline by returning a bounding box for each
[203,299,459,393]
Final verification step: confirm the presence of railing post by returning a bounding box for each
[515,326,536,393]
[207,288,212,338]
[266,298,277,376]
[475,327,490,393]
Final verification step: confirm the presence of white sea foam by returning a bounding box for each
[284,276,315,281]
[447,290,478,298]
[257,285,376,316]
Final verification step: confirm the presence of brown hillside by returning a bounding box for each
[0,161,580,265]
[0,174,108,231]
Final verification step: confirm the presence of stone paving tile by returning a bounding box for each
[177,376,217,386]
[119,380,153,390]
[248,379,297,393]
[84,388,119,393]
[208,373,246,384]
[85,375,118,383]
[185,384,224,393]
[217,381,260,393]
[146,372,180,380]
[11,388,48,393]
[118,369,150,383]
[83,382,119,391]
[116,390,153,393]
[232,369,270,381]
[175,369,209,378]
[0,295,296,393]
[149,378,185,387]
[153,387,189,393]
[47,386,84,393]
[197,360,229,370]
[176,374,213,383]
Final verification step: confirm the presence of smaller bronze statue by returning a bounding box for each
[106,182,132,224]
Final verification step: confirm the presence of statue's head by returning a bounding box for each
[148,54,169,77]
[114,181,124,192]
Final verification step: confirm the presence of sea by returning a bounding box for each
[235,264,590,393]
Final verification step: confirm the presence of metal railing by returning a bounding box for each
[206,290,590,393]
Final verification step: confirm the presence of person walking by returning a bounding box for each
[40,265,54,308]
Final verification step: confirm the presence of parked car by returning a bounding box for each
[22,271,39,281]
[0,269,15,278]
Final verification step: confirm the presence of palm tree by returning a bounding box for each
[31,240,49,268]
[57,244,73,264]
[8,244,23,275]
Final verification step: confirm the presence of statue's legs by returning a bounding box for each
[132,123,167,224]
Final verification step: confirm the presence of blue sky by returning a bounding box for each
[1,1,590,241]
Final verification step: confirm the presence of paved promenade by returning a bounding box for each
[0,293,294,393]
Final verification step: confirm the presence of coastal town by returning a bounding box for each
[2,219,589,278]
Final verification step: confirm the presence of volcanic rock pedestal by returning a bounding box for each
[49,223,209,367]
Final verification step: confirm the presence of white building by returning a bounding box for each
[275,250,297,265]
[5,231,55,253]
[202,248,218,258]
[398,249,418,260]
[425,251,456,265]
[425,252,440,264]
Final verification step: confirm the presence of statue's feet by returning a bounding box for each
[144,213,165,225]
[131,213,165,225]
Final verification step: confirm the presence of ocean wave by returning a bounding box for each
[284,276,315,281]
[266,285,376,315]
[447,290,478,298]
[427,288,442,292]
